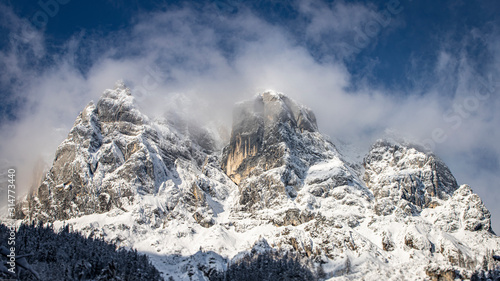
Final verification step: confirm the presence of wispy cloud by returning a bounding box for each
[297,0,405,61]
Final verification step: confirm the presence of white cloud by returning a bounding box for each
[297,0,405,60]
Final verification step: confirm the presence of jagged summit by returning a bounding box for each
[222,91,320,184]
[364,139,459,213]
[96,82,144,125]
[21,84,231,223]
[14,86,499,280]
[220,91,363,213]
[259,90,318,133]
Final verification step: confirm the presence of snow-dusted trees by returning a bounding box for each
[209,250,317,281]
[0,223,163,280]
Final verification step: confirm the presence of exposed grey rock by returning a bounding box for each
[458,185,492,232]
[425,265,458,281]
[20,84,233,226]
[364,139,459,214]
[431,185,493,233]
[221,91,353,212]
[382,231,395,251]
[271,208,315,227]
[221,91,319,185]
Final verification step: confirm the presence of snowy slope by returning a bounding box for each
[14,85,500,280]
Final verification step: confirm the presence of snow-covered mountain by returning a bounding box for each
[16,83,499,280]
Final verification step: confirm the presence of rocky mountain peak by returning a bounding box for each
[21,83,229,222]
[258,90,318,133]
[220,92,360,213]
[14,87,499,281]
[222,91,321,185]
[96,84,143,125]
[364,139,459,215]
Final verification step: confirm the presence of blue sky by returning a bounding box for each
[1,0,500,231]
[1,0,497,93]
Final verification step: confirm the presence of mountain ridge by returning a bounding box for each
[14,84,499,280]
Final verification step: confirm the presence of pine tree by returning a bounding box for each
[0,223,163,281]
[209,250,317,281]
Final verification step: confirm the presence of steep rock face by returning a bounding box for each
[221,91,359,212]
[364,139,459,215]
[222,91,319,184]
[22,83,235,225]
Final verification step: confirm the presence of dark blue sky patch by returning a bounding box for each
[0,0,499,121]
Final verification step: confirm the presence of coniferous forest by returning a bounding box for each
[208,251,318,281]
[0,223,163,280]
